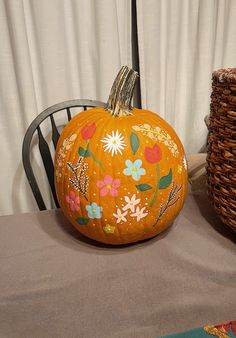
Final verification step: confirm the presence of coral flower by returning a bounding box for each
[81,123,96,140]
[145,144,162,163]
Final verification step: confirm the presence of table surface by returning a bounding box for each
[0,193,235,338]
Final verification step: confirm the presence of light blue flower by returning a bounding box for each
[123,159,146,181]
[86,202,102,219]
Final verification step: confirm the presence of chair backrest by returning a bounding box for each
[22,99,106,211]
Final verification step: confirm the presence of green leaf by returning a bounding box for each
[76,217,89,225]
[159,168,172,189]
[78,146,91,157]
[130,132,140,155]
[136,184,152,192]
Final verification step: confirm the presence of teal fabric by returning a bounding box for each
[159,327,236,338]
[159,328,205,337]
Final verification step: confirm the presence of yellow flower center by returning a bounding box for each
[92,209,97,213]
[132,168,137,172]
[106,185,111,189]
[112,140,116,144]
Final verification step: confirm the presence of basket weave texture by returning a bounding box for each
[206,68,236,232]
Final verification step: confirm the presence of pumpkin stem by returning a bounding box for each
[106,65,138,116]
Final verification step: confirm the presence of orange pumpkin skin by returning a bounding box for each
[55,107,188,245]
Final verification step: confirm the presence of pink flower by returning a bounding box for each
[66,190,80,211]
[96,175,120,197]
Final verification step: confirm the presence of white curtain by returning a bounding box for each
[1,0,236,216]
[0,0,132,216]
[137,0,236,153]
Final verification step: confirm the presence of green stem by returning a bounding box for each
[85,140,105,172]
[85,139,89,154]
[90,151,105,172]
[150,163,160,207]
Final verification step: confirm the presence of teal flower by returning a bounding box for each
[86,202,102,219]
[123,159,146,181]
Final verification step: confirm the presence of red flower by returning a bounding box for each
[81,123,96,140]
[145,144,162,163]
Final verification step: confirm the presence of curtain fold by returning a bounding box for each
[1,0,236,215]
[0,0,132,215]
[136,0,236,153]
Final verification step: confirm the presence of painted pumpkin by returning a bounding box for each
[55,66,188,245]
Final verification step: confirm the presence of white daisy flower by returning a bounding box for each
[101,130,126,156]
[130,206,148,222]
[113,208,128,223]
[123,194,140,213]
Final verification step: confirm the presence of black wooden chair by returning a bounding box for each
[22,99,106,211]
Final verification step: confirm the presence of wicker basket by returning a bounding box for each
[206,68,236,232]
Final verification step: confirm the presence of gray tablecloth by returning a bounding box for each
[0,193,235,338]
